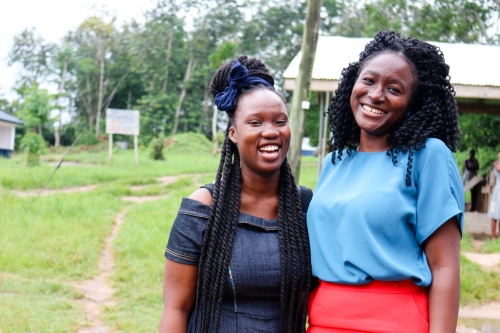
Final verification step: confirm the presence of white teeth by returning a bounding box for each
[260,145,278,152]
[363,105,385,114]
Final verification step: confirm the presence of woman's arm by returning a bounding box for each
[424,217,461,333]
[159,259,198,333]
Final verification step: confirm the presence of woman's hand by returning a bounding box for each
[159,259,198,333]
[424,217,461,333]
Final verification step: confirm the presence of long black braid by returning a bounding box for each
[193,55,311,332]
[329,31,461,185]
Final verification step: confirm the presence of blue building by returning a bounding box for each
[0,111,23,158]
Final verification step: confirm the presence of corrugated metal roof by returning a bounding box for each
[0,110,23,126]
[283,36,500,87]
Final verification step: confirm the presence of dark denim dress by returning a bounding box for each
[165,197,282,332]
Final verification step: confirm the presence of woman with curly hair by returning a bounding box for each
[159,55,312,333]
[307,31,464,333]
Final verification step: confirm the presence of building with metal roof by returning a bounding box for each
[0,110,23,158]
[283,36,500,115]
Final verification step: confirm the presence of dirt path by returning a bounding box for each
[130,173,205,191]
[73,207,129,333]
[460,302,500,320]
[462,252,500,272]
[11,185,98,197]
[11,173,207,198]
[72,173,205,332]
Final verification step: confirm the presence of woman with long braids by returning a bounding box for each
[159,55,312,333]
[307,31,464,333]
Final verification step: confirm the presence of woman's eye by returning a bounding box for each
[249,121,261,125]
[388,87,401,94]
[276,120,288,125]
[362,77,374,84]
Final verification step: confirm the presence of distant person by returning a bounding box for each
[307,31,463,333]
[488,153,500,239]
[159,56,313,333]
[463,149,480,211]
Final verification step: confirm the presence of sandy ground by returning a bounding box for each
[462,252,500,272]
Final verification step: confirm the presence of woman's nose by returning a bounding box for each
[262,124,279,137]
[368,85,385,102]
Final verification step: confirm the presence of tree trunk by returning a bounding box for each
[161,28,174,94]
[172,55,199,135]
[198,83,209,133]
[95,39,105,138]
[212,106,218,156]
[55,59,68,147]
[288,0,323,181]
[127,86,132,109]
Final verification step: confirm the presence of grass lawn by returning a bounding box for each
[460,255,500,304]
[1,140,499,332]
[0,190,125,332]
[0,149,219,190]
[104,185,199,332]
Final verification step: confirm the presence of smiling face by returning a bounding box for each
[350,52,416,151]
[229,89,290,178]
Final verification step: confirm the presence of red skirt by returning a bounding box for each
[307,280,429,333]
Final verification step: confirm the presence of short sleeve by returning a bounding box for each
[414,139,464,244]
[164,197,210,265]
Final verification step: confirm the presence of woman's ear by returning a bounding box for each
[229,126,237,144]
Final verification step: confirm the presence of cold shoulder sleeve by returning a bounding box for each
[164,197,211,265]
[413,139,464,245]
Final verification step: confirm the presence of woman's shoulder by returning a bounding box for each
[189,187,213,206]
[423,138,450,151]
[415,138,454,161]
[413,138,461,182]
[177,196,211,219]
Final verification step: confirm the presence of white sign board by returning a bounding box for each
[106,109,140,135]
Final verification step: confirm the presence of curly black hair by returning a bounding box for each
[329,30,461,185]
[192,55,311,333]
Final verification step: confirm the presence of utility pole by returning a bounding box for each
[288,0,323,181]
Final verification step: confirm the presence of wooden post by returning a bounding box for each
[288,0,324,180]
[134,135,138,165]
[322,91,330,161]
[212,105,218,156]
[317,92,324,178]
[109,133,113,163]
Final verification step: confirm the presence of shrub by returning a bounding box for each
[20,132,47,166]
[77,131,100,146]
[149,134,165,160]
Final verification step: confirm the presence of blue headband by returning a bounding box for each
[214,60,273,112]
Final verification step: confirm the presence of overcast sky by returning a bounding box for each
[0,0,157,101]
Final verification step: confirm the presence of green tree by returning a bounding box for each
[19,85,54,136]
[8,28,56,85]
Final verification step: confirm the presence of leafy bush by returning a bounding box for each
[77,131,100,146]
[149,134,165,160]
[20,132,47,166]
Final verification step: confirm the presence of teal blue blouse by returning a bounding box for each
[307,138,464,286]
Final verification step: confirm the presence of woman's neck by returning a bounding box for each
[358,132,390,152]
[239,167,280,219]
